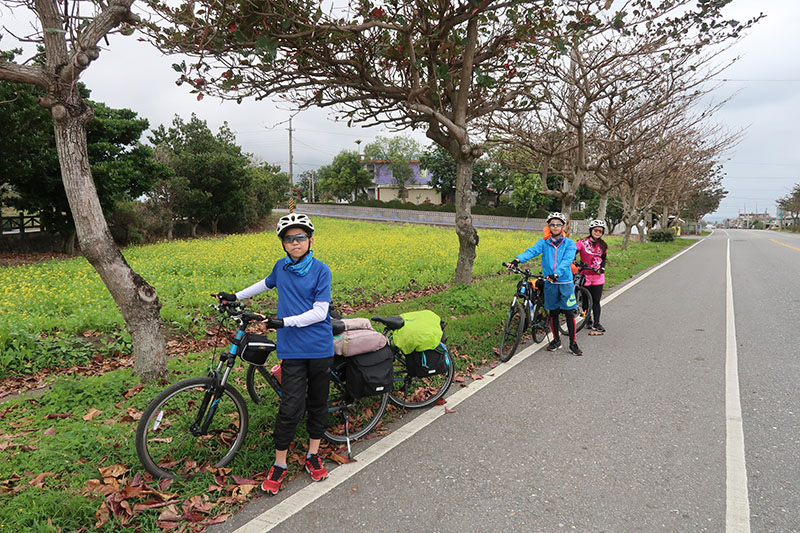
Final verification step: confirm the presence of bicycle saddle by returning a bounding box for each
[371,315,405,330]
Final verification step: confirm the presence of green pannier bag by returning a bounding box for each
[391,310,443,355]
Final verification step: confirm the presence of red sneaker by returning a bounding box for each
[261,465,287,495]
[305,454,329,482]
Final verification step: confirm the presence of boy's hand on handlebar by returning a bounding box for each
[505,259,520,271]
[263,317,284,329]
[216,291,237,303]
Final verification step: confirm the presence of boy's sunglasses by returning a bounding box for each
[282,234,309,244]
[549,223,564,228]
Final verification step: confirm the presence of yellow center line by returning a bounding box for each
[770,238,800,252]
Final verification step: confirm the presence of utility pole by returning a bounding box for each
[288,114,294,185]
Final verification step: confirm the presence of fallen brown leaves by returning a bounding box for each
[85,464,273,531]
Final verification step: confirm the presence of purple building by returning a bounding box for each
[366,159,441,204]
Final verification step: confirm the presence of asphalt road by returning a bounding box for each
[211,229,800,533]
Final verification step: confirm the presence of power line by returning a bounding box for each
[724,176,798,180]
[712,78,800,82]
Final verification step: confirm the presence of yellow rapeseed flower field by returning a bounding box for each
[0,218,537,340]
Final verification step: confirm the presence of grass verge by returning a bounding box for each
[0,236,692,531]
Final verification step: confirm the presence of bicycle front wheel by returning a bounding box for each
[559,286,593,335]
[499,302,525,362]
[135,377,249,479]
[531,303,550,344]
[324,365,388,444]
[388,349,455,409]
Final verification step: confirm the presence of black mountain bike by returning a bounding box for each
[135,297,388,479]
[558,263,594,335]
[371,315,455,409]
[499,263,551,362]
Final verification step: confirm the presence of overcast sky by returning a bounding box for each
[2,0,798,222]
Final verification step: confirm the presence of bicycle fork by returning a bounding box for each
[190,362,233,436]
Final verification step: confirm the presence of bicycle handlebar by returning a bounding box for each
[502,263,556,281]
[573,261,602,274]
[209,294,269,324]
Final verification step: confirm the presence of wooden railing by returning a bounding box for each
[1,214,42,234]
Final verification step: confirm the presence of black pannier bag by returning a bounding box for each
[240,333,276,366]
[405,342,450,378]
[345,345,394,398]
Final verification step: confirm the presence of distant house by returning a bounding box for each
[733,211,771,229]
[365,159,441,205]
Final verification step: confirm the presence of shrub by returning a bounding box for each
[108,201,145,245]
[649,228,676,242]
[570,210,587,220]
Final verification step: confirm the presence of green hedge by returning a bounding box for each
[343,199,545,218]
[649,228,676,242]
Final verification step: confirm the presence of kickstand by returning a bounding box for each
[344,412,353,460]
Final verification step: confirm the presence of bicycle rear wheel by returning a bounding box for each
[559,286,593,335]
[324,361,388,444]
[388,349,455,409]
[136,376,248,479]
[499,302,525,362]
[531,303,550,344]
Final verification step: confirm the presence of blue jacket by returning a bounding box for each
[515,236,577,282]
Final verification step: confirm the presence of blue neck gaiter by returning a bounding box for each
[283,250,314,276]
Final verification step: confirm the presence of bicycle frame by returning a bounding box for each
[511,275,545,329]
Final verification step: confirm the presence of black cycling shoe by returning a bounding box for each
[546,339,562,351]
[569,342,583,356]
[593,323,606,333]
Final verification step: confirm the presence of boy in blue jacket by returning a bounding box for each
[218,213,333,494]
[507,212,583,356]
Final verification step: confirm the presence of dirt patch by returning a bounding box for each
[0,251,74,267]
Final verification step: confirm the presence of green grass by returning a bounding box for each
[0,227,692,531]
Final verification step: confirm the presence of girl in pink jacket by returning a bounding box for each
[575,219,608,333]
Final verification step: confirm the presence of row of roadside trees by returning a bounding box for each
[777,184,800,229]
[0,0,759,382]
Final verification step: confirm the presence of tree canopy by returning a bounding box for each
[149,114,254,234]
[1,81,168,247]
[316,150,372,201]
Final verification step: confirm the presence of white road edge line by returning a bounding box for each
[234,236,707,533]
[725,238,751,532]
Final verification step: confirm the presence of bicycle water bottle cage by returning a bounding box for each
[371,315,405,330]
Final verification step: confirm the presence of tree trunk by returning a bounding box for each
[61,230,77,255]
[597,192,609,221]
[621,223,632,249]
[166,218,175,240]
[636,221,647,243]
[52,105,167,382]
[453,157,478,285]
[211,216,219,235]
[191,222,198,237]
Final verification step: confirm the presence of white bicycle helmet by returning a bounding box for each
[547,212,567,224]
[589,219,607,231]
[276,213,314,238]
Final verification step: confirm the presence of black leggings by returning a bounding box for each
[549,309,576,343]
[273,357,333,450]
[585,284,604,324]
